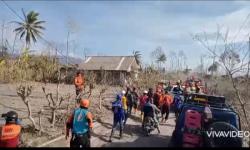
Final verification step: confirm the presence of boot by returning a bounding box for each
[157,126,161,134]
[109,129,114,142]
[119,129,123,139]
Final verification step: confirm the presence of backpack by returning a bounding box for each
[174,95,183,110]
[112,100,124,120]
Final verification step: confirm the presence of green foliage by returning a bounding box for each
[157,53,167,63]
[14,10,45,47]
[0,51,59,83]
[28,55,59,82]
[208,62,219,73]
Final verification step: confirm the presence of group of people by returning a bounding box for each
[65,71,93,148]
[0,71,92,148]
[166,78,205,95]
[109,85,175,142]
[0,71,205,148]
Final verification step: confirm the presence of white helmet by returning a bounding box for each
[143,90,148,94]
[122,90,126,95]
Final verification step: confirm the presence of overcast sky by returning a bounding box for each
[1,1,250,69]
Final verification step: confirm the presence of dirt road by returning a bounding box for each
[45,112,176,147]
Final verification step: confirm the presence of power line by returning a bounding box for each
[40,37,77,65]
[231,13,250,43]
[1,0,24,21]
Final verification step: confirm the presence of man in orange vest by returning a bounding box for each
[161,90,173,123]
[74,71,85,98]
[0,111,22,147]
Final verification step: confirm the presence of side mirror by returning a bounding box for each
[1,114,7,118]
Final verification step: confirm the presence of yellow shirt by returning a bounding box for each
[122,96,128,110]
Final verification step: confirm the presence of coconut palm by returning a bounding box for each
[133,50,142,65]
[208,62,219,74]
[13,9,45,48]
[157,53,167,70]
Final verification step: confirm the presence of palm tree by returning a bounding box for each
[133,50,142,65]
[208,62,219,75]
[157,53,167,70]
[14,9,45,48]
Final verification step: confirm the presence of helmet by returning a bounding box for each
[116,94,122,100]
[191,87,196,91]
[3,111,18,124]
[143,90,148,94]
[122,90,126,95]
[80,99,90,108]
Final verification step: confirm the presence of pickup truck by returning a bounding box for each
[169,93,242,147]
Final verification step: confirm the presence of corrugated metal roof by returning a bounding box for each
[78,56,139,72]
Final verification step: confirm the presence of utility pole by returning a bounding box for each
[66,31,70,83]
[247,37,250,91]
[1,21,5,57]
[83,48,87,61]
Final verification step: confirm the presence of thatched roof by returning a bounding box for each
[78,56,140,72]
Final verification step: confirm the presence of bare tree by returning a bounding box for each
[169,50,177,72]
[17,85,37,129]
[99,86,107,111]
[193,27,250,129]
[151,46,166,70]
[42,86,71,127]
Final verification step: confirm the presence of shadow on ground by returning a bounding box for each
[103,134,171,147]
[91,122,144,143]
[128,114,142,123]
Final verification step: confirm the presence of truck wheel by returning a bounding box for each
[204,121,242,147]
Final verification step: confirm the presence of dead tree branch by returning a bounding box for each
[16,85,37,129]
[42,86,67,127]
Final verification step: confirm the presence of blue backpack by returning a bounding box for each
[174,95,183,110]
[112,100,124,120]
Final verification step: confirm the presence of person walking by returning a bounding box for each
[66,98,93,148]
[109,94,124,142]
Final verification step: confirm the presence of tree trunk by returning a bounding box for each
[229,73,250,129]
[26,101,37,129]
[38,110,43,136]
[99,95,102,110]
[51,109,56,127]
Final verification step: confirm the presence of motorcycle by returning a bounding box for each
[143,116,155,136]
[143,113,160,136]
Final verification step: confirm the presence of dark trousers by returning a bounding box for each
[76,88,83,96]
[109,118,123,141]
[70,133,90,148]
[127,104,133,115]
[161,104,170,120]
[123,109,128,126]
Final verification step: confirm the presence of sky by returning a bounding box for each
[1,0,250,69]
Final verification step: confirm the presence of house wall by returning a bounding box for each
[82,70,133,86]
